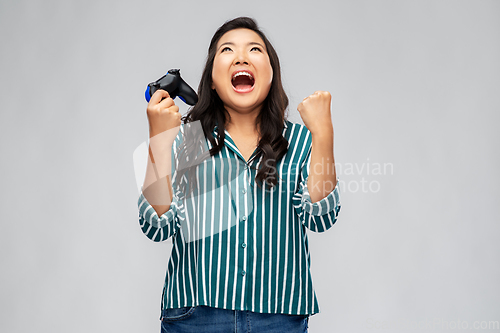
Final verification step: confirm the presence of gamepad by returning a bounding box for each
[145,69,198,105]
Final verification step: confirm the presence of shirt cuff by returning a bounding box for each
[300,178,341,216]
[137,191,180,228]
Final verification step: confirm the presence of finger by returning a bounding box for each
[168,104,180,114]
[149,89,171,105]
[157,96,175,109]
[315,91,331,99]
[319,91,332,102]
[297,102,304,112]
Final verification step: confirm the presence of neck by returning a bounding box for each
[224,107,261,135]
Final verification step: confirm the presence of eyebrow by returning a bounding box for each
[217,41,265,51]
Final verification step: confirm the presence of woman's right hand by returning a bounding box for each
[146,90,182,139]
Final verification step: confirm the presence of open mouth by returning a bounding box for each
[231,71,255,93]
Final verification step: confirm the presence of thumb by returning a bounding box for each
[150,89,171,105]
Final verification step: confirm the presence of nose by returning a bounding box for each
[233,51,249,66]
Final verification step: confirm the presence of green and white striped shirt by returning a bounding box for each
[138,120,341,318]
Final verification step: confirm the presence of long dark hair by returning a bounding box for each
[175,17,289,196]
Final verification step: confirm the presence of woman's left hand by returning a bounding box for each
[297,91,334,137]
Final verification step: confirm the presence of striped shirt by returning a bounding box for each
[137,120,341,319]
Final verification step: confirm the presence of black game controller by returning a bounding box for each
[145,69,198,105]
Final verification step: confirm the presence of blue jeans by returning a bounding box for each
[160,305,309,333]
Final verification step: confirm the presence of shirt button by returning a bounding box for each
[242,215,247,221]
[244,165,248,170]
[242,189,246,194]
[241,270,246,276]
[241,243,247,248]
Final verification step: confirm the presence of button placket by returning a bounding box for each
[240,161,251,280]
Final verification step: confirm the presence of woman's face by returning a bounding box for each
[212,28,273,116]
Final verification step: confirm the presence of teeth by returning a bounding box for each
[232,71,253,80]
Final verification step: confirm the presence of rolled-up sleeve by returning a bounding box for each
[137,127,185,242]
[138,189,184,242]
[292,147,342,233]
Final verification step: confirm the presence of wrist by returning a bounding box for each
[149,128,178,145]
[311,129,333,143]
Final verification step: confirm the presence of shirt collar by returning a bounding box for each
[212,119,288,134]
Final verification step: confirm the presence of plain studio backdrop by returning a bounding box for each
[1,0,499,332]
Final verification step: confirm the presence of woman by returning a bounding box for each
[139,17,341,333]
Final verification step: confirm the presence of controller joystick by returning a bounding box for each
[145,69,198,106]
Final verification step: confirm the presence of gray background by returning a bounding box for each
[1,0,499,332]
